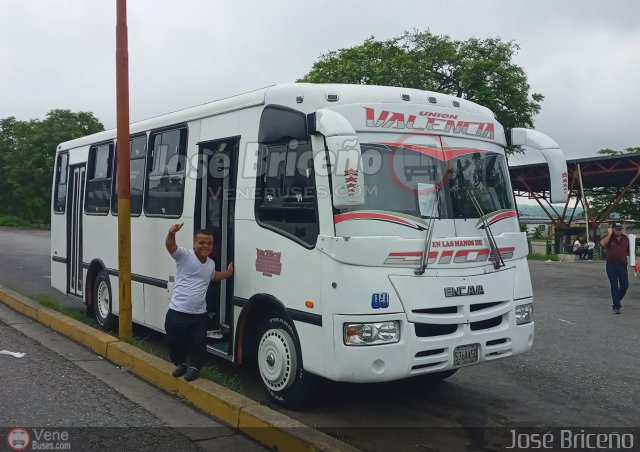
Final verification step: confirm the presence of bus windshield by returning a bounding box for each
[341,138,514,220]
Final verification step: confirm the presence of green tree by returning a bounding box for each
[588,147,640,223]
[0,110,104,225]
[299,30,543,136]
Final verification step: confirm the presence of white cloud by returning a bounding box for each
[1,0,638,162]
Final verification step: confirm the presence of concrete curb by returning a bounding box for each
[0,285,358,452]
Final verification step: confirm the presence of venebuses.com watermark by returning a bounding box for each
[6,428,71,451]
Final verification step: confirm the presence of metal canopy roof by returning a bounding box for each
[510,153,640,195]
[509,153,640,228]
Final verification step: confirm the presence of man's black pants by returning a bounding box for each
[164,309,208,369]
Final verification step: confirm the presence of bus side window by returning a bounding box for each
[256,106,318,247]
[145,127,187,217]
[85,143,113,215]
[112,134,146,216]
[53,153,69,214]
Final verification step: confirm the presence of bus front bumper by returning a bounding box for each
[326,311,534,383]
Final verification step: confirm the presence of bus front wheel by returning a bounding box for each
[256,312,314,410]
[93,270,116,331]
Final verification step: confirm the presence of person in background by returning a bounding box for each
[573,235,587,259]
[600,222,629,314]
[164,223,234,381]
[585,239,596,260]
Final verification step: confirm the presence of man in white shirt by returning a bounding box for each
[164,223,233,381]
[572,236,586,259]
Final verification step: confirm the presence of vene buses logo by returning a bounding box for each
[7,428,30,451]
[7,428,71,450]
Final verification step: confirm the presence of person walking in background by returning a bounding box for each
[600,222,629,314]
[164,223,234,381]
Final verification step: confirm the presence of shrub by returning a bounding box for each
[0,215,33,227]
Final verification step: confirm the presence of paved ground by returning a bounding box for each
[1,227,639,451]
[0,302,265,451]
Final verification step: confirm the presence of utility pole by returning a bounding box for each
[576,164,589,242]
[116,0,132,338]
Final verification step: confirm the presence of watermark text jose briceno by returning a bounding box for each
[507,428,635,450]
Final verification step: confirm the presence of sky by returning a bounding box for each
[1,0,639,165]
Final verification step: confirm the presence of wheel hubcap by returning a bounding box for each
[97,281,110,319]
[266,353,275,367]
[258,329,297,392]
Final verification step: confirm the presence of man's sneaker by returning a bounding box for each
[172,363,188,377]
[184,366,200,381]
[207,330,223,339]
[613,308,620,314]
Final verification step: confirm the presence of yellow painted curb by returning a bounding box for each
[106,341,255,429]
[239,404,354,452]
[0,286,358,452]
[37,308,118,357]
[0,286,40,318]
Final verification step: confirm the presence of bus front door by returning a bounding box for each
[67,165,85,298]
[195,137,238,358]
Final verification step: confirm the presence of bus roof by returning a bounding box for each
[56,83,496,152]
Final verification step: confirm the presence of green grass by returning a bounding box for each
[0,215,33,227]
[122,335,169,360]
[35,296,98,326]
[527,253,559,261]
[35,297,244,393]
[121,335,244,393]
[200,365,244,394]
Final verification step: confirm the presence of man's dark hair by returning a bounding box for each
[193,229,214,240]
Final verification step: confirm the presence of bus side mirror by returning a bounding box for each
[314,109,365,209]
[509,128,569,203]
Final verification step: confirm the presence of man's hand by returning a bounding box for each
[169,223,184,235]
[601,227,614,247]
[213,262,234,281]
[166,223,184,254]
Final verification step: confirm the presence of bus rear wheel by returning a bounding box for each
[256,312,314,410]
[93,270,116,331]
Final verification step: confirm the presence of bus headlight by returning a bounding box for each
[344,321,400,345]
[515,303,533,325]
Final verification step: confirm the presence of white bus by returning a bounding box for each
[51,83,568,408]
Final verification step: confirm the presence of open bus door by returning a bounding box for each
[195,137,238,359]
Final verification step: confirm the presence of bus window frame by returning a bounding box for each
[254,106,319,249]
[111,133,148,217]
[143,125,188,219]
[53,152,69,215]
[85,141,115,216]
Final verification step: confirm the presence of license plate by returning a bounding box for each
[453,344,479,366]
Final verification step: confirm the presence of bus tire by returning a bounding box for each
[93,270,116,331]
[256,312,314,410]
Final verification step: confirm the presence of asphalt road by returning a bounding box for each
[0,304,265,451]
[1,227,639,451]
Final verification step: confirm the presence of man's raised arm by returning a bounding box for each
[166,223,184,255]
[600,227,613,247]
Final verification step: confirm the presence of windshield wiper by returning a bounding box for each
[466,188,505,270]
[414,188,440,275]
